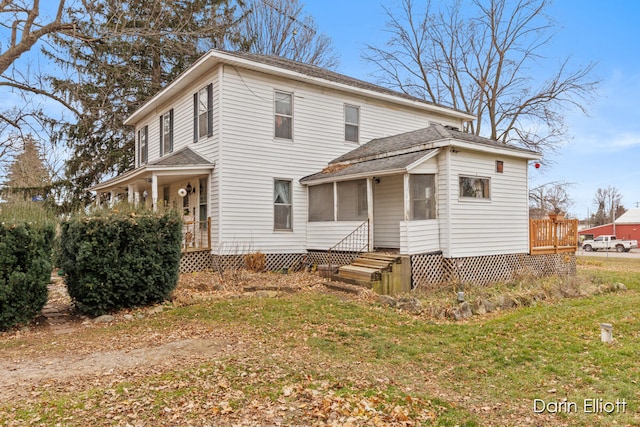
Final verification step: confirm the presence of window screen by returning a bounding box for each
[308,183,334,221]
[410,175,436,220]
[337,180,367,221]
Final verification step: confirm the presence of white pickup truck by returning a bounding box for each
[581,235,638,253]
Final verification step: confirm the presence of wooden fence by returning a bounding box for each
[530,218,578,255]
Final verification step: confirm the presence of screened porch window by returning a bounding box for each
[459,176,490,199]
[274,179,292,230]
[308,183,334,221]
[410,174,436,220]
[337,180,367,221]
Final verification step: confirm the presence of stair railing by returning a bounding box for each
[328,219,370,274]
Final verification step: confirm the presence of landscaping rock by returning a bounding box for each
[615,282,627,291]
[93,314,115,323]
[471,299,486,315]
[396,297,423,314]
[459,302,473,319]
[378,295,397,307]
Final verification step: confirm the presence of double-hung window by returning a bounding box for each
[274,91,293,140]
[194,83,213,141]
[160,109,173,156]
[274,179,293,230]
[344,105,359,143]
[138,125,148,166]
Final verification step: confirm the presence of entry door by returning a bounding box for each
[373,175,404,249]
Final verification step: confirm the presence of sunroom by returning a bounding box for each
[301,149,441,255]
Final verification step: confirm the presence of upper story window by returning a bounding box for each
[274,91,293,140]
[410,174,436,219]
[459,176,490,199]
[138,125,148,166]
[160,109,173,156]
[344,105,359,143]
[194,83,213,141]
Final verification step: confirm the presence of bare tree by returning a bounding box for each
[591,185,624,226]
[364,0,598,157]
[230,0,339,68]
[0,0,81,181]
[529,181,573,218]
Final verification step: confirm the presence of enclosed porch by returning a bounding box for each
[301,149,442,256]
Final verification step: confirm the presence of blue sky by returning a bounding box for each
[304,0,640,218]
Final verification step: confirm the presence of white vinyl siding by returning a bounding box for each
[441,151,530,257]
[373,175,404,248]
[400,219,440,254]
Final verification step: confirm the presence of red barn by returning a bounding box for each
[579,209,640,242]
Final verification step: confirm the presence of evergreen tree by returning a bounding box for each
[46,0,242,207]
[3,136,51,202]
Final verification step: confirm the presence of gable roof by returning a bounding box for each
[90,147,214,192]
[149,146,213,167]
[125,49,475,126]
[300,124,540,185]
[332,124,539,164]
[615,208,640,224]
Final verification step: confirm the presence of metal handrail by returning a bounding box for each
[328,219,370,272]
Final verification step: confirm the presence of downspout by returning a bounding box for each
[445,148,452,258]
[216,65,224,252]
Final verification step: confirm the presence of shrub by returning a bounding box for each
[244,252,266,272]
[56,207,182,316]
[0,202,56,331]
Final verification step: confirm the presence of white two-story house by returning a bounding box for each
[93,49,575,287]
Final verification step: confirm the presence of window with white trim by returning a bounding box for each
[459,176,490,199]
[138,125,148,166]
[274,91,293,139]
[274,179,293,230]
[344,105,359,142]
[160,109,173,156]
[308,183,334,222]
[337,180,367,221]
[410,174,436,219]
[194,84,213,141]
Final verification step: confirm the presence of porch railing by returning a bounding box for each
[530,218,578,255]
[182,217,211,252]
[328,219,370,271]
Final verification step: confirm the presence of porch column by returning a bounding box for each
[403,174,410,221]
[127,184,134,204]
[151,174,158,211]
[367,177,374,251]
[109,190,116,208]
[134,191,140,206]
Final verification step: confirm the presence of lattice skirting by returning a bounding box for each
[211,253,307,272]
[412,252,576,290]
[180,250,213,274]
[307,250,362,267]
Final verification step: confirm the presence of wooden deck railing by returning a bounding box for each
[530,218,578,255]
[182,217,211,252]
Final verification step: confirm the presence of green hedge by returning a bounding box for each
[57,209,182,316]
[0,206,56,331]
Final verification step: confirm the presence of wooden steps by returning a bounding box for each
[331,252,411,295]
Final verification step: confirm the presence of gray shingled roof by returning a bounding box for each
[149,147,213,166]
[219,50,470,116]
[300,150,435,183]
[332,124,538,164]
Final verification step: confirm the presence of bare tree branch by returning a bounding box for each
[365,0,599,157]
